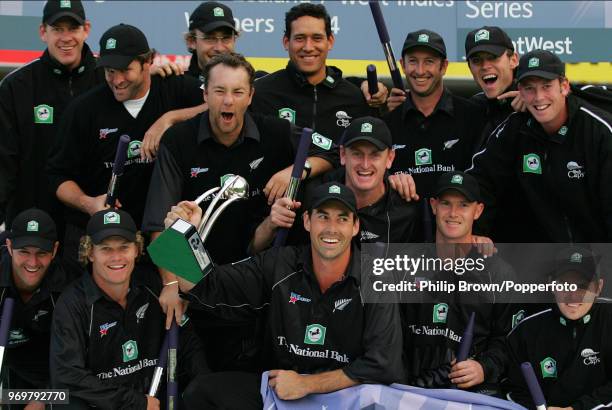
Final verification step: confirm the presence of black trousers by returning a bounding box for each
[183,371,262,410]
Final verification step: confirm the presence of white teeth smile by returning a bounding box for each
[108,265,126,269]
[357,171,373,176]
[25,267,39,272]
[322,238,339,244]
[534,105,550,111]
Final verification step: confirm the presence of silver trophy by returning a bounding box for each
[147,175,249,397]
[194,174,250,242]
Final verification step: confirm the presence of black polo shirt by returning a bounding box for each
[184,244,404,384]
[384,89,485,198]
[50,266,206,409]
[0,247,80,387]
[46,75,202,228]
[142,111,331,265]
[322,167,423,243]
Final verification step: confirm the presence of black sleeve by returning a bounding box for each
[50,295,147,409]
[466,114,519,236]
[572,382,612,410]
[594,121,612,241]
[343,302,405,384]
[183,248,279,322]
[475,259,515,383]
[290,123,339,170]
[46,99,89,194]
[141,142,184,233]
[175,75,204,108]
[504,328,536,408]
[0,88,17,220]
[178,316,210,378]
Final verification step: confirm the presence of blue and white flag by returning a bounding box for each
[261,372,527,410]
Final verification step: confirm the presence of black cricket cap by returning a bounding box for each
[43,0,85,25]
[309,182,357,215]
[517,50,565,82]
[189,2,236,33]
[465,26,514,59]
[341,116,392,151]
[434,171,481,202]
[9,208,57,252]
[552,246,600,282]
[97,24,150,70]
[402,29,446,58]
[87,209,137,244]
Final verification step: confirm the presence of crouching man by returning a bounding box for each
[50,209,207,409]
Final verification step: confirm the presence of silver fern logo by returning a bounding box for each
[249,157,264,170]
[360,230,380,241]
[333,298,352,312]
[443,139,459,150]
[135,303,149,323]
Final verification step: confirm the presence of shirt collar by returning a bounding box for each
[286,61,341,89]
[300,243,362,286]
[0,248,72,295]
[197,111,261,145]
[83,266,147,307]
[403,88,454,119]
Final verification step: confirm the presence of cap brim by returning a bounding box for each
[466,45,507,59]
[402,44,446,58]
[96,54,135,70]
[344,136,388,151]
[191,21,236,33]
[435,186,479,203]
[552,264,598,282]
[311,197,356,215]
[517,70,560,82]
[45,12,85,25]
[91,228,136,244]
[11,236,55,252]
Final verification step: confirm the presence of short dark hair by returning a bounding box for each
[203,52,255,89]
[284,3,332,38]
[134,49,157,66]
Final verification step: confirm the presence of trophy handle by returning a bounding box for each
[200,196,243,243]
[197,175,241,237]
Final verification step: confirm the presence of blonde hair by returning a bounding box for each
[78,233,145,266]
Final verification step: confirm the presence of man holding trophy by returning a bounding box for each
[142,52,335,372]
[155,182,404,409]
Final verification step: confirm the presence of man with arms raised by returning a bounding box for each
[251,116,422,252]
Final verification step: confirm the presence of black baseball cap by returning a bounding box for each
[189,2,236,33]
[309,182,357,215]
[517,50,565,82]
[465,26,514,59]
[434,171,481,202]
[341,116,392,151]
[402,29,446,58]
[9,209,57,252]
[87,209,137,244]
[43,0,85,25]
[552,246,599,282]
[97,24,150,69]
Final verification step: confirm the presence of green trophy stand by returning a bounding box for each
[148,218,212,283]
